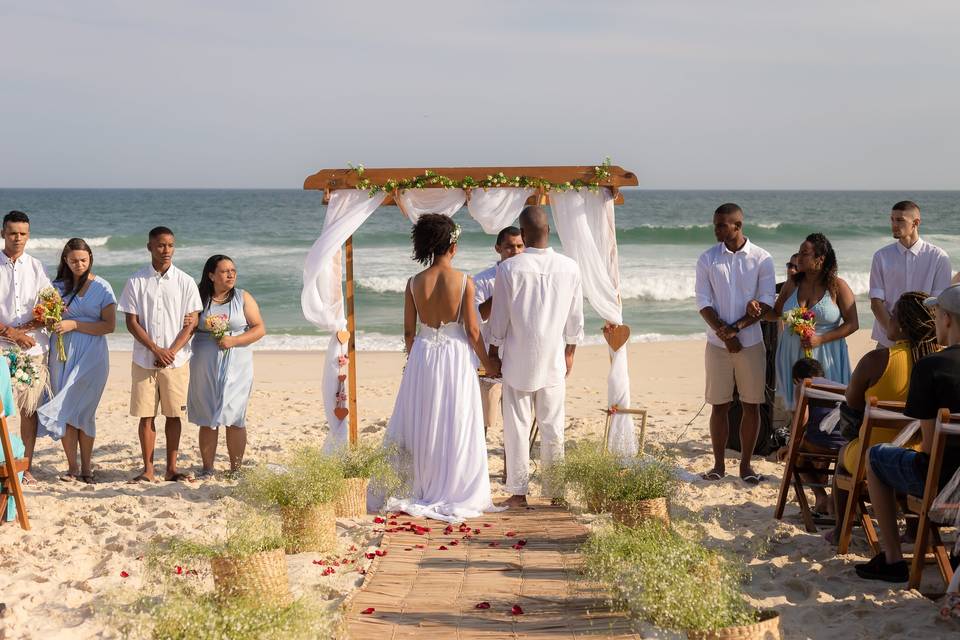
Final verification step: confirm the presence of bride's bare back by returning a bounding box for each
[409,266,466,328]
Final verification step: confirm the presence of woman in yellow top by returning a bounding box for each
[825,291,938,542]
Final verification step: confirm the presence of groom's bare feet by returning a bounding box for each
[500,495,528,509]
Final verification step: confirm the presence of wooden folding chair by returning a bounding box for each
[908,409,960,590]
[774,379,845,533]
[0,396,30,530]
[836,398,916,554]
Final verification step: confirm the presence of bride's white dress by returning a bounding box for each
[373,274,501,523]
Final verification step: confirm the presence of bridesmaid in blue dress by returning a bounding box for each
[188,255,266,478]
[37,238,117,483]
[771,233,858,408]
[0,348,23,520]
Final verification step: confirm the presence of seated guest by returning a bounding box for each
[855,283,960,582]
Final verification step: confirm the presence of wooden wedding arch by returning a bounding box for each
[303,165,639,445]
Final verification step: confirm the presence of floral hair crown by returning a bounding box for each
[450,223,462,245]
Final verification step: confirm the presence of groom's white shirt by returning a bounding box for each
[488,247,584,391]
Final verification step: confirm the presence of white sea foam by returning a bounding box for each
[29,236,111,250]
[756,222,782,229]
[620,272,697,301]
[357,276,411,294]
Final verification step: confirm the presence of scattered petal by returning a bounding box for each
[488,542,500,547]
[361,607,375,615]
[365,553,375,559]
[174,566,183,575]
[373,517,385,524]
[505,531,516,537]
[511,605,524,615]
[120,571,129,578]
[450,540,459,546]
[375,549,387,557]
[404,547,412,551]
[475,601,491,610]
[483,523,492,528]
[438,545,448,550]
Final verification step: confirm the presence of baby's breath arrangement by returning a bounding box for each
[545,440,678,510]
[581,522,757,633]
[237,446,345,510]
[336,442,403,494]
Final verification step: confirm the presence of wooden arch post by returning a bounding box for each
[304,165,639,447]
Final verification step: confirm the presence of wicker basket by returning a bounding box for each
[335,477,369,518]
[687,610,781,640]
[211,547,291,607]
[281,502,337,553]
[609,496,670,527]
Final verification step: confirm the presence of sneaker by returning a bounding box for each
[854,553,908,583]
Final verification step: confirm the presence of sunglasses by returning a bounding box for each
[786,263,798,270]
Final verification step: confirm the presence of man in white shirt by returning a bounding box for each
[473,226,524,434]
[696,203,776,485]
[488,206,584,508]
[118,226,202,483]
[0,211,51,483]
[869,200,952,347]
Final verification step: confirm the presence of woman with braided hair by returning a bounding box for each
[822,290,940,541]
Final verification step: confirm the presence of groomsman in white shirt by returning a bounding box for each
[118,226,202,482]
[488,206,584,508]
[0,211,51,483]
[869,200,952,347]
[472,226,524,434]
[696,203,776,485]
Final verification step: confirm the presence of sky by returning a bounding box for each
[2,1,959,189]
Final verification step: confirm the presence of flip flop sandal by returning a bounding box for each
[78,475,95,485]
[741,474,764,485]
[127,474,155,484]
[58,473,78,482]
[700,471,725,481]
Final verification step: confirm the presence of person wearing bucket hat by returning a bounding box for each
[856,282,960,582]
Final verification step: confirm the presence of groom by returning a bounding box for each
[487,205,584,508]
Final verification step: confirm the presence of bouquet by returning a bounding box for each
[783,306,817,357]
[5,346,42,390]
[205,314,230,346]
[33,286,66,362]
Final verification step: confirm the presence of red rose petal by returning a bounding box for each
[438,545,448,550]
[415,544,425,549]
[505,531,516,537]
[512,543,523,550]
[359,568,367,575]
[388,520,398,525]
[361,607,375,615]
[511,605,524,615]
[404,547,412,551]
[120,571,129,578]
[365,553,375,559]
[517,539,527,546]
[473,528,480,534]
[483,523,492,528]
[373,517,385,524]
[175,566,183,575]
[489,542,500,547]
[450,540,459,546]
[375,549,387,557]
[475,601,491,609]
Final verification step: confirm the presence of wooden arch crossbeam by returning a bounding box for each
[303,165,639,445]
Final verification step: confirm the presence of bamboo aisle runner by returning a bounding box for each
[345,499,640,639]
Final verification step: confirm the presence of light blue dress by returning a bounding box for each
[775,288,851,409]
[188,290,254,428]
[0,358,22,521]
[37,276,116,439]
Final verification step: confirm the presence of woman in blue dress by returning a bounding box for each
[771,233,858,409]
[189,254,266,478]
[37,238,117,483]
[0,347,23,520]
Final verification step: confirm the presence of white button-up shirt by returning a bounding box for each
[473,262,498,350]
[117,264,202,369]
[869,238,952,346]
[0,251,51,357]
[488,247,584,391]
[695,239,776,349]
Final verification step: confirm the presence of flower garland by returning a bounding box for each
[346,158,615,197]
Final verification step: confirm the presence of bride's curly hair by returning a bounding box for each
[411,214,457,265]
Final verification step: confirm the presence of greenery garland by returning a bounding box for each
[346,158,614,197]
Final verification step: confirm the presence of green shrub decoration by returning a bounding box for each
[545,440,677,510]
[581,522,757,632]
[336,442,403,494]
[237,446,345,509]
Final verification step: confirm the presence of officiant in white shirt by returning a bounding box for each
[487,206,584,509]
[0,211,52,484]
[472,226,524,434]
[869,200,952,347]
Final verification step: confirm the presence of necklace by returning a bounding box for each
[211,292,230,303]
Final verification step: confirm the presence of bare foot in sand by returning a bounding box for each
[499,495,527,509]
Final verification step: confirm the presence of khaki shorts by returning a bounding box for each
[704,342,766,405]
[130,362,190,418]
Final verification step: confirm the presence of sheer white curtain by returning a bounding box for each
[467,188,535,233]
[396,188,465,221]
[301,189,388,451]
[549,189,637,457]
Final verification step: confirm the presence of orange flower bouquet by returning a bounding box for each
[34,286,66,362]
[783,306,816,358]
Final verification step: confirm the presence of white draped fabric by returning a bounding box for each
[301,189,387,451]
[549,189,637,457]
[466,188,536,234]
[396,188,465,222]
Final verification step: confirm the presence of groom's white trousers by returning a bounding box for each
[502,382,565,497]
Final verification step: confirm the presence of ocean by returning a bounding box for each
[1,189,958,351]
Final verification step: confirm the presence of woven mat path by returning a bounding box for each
[345,500,640,639]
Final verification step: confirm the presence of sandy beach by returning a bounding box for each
[0,330,954,638]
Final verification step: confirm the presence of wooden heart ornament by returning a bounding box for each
[338,374,347,383]
[336,330,350,345]
[603,323,631,352]
[334,407,349,421]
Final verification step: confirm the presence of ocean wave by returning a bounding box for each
[615,222,888,245]
[357,276,410,294]
[617,270,872,301]
[29,236,111,250]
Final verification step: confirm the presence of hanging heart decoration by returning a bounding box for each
[603,324,631,352]
[336,330,350,345]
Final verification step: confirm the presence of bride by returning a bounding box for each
[374,214,502,522]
